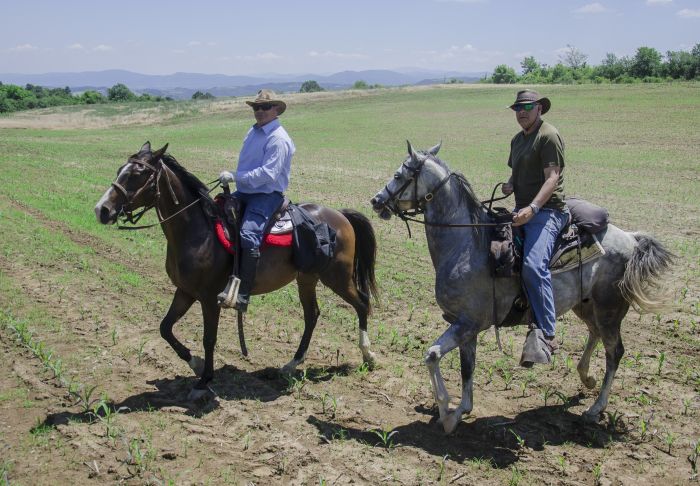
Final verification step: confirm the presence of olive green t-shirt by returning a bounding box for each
[507,120,566,211]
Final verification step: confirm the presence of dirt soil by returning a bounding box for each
[0,193,699,486]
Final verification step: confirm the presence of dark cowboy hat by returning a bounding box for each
[245,89,286,115]
[509,89,551,114]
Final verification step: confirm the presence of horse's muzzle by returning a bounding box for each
[370,194,392,220]
[95,203,117,225]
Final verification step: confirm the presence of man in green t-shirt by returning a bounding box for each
[501,89,569,366]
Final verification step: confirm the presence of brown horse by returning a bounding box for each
[95,142,378,398]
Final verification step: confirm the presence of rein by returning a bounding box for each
[115,159,221,230]
[383,159,512,236]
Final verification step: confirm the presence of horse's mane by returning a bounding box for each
[161,154,219,220]
[424,153,485,225]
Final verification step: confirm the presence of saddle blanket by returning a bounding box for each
[550,232,605,274]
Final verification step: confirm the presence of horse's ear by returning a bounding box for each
[152,143,169,161]
[428,141,442,156]
[139,141,151,154]
[406,140,419,161]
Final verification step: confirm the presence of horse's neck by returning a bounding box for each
[424,178,487,268]
[157,172,204,244]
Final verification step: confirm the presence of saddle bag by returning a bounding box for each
[489,207,519,277]
[565,197,609,234]
[289,204,337,273]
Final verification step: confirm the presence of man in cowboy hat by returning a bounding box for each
[218,89,295,311]
[501,89,568,366]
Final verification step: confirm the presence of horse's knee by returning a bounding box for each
[424,345,442,365]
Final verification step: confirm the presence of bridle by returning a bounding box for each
[112,157,218,230]
[380,155,511,232]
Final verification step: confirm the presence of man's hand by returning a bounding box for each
[512,206,535,227]
[219,171,235,186]
[501,182,514,195]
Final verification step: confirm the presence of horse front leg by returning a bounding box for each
[442,336,477,434]
[159,288,196,368]
[424,323,475,433]
[188,298,221,400]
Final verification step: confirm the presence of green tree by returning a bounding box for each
[80,90,105,104]
[520,56,540,75]
[192,91,215,100]
[560,44,588,70]
[631,47,662,78]
[352,80,369,89]
[107,83,136,102]
[491,64,518,84]
[299,80,324,93]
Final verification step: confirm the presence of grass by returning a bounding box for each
[0,83,698,485]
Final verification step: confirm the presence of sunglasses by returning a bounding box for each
[253,104,274,112]
[512,102,538,113]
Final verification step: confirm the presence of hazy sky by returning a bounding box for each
[2,0,698,75]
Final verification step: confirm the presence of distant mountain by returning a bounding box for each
[0,69,488,100]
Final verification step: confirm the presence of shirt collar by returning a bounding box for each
[254,118,280,135]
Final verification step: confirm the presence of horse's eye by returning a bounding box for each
[394,173,401,180]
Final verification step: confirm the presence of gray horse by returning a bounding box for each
[370,142,673,434]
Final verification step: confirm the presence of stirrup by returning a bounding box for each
[217,275,240,309]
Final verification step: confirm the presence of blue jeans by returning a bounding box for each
[234,191,284,250]
[521,208,569,337]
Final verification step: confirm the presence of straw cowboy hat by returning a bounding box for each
[509,89,551,114]
[246,89,287,115]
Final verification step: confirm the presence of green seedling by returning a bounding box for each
[688,439,699,478]
[509,429,525,448]
[664,429,677,455]
[500,368,514,390]
[656,350,666,376]
[542,386,555,407]
[371,427,398,449]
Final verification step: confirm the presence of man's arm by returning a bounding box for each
[512,166,560,226]
[236,140,289,189]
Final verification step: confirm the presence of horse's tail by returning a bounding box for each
[340,209,379,312]
[619,233,674,313]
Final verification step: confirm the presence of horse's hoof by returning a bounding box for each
[280,362,298,375]
[187,386,214,402]
[582,409,602,423]
[582,376,597,389]
[188,356,205,377]
[442,411,461,434]
[363,352,378,370]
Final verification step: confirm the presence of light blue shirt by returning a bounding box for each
[235,118,295,194]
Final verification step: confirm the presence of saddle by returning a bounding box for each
[491,197,609,327]
[490,197,608,278]
[213,194,337,274]
[214,194,293,255]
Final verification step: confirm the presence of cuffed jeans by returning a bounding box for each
[234,191,284,250]
[521,208,569,337]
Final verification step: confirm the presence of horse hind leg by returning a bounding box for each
[319,267,376,368]
[573,303,600,389]
[282,274,320,374]
[582,307,626,422]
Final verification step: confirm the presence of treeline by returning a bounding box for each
[485,44,700,84]
[0,82,173,114]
